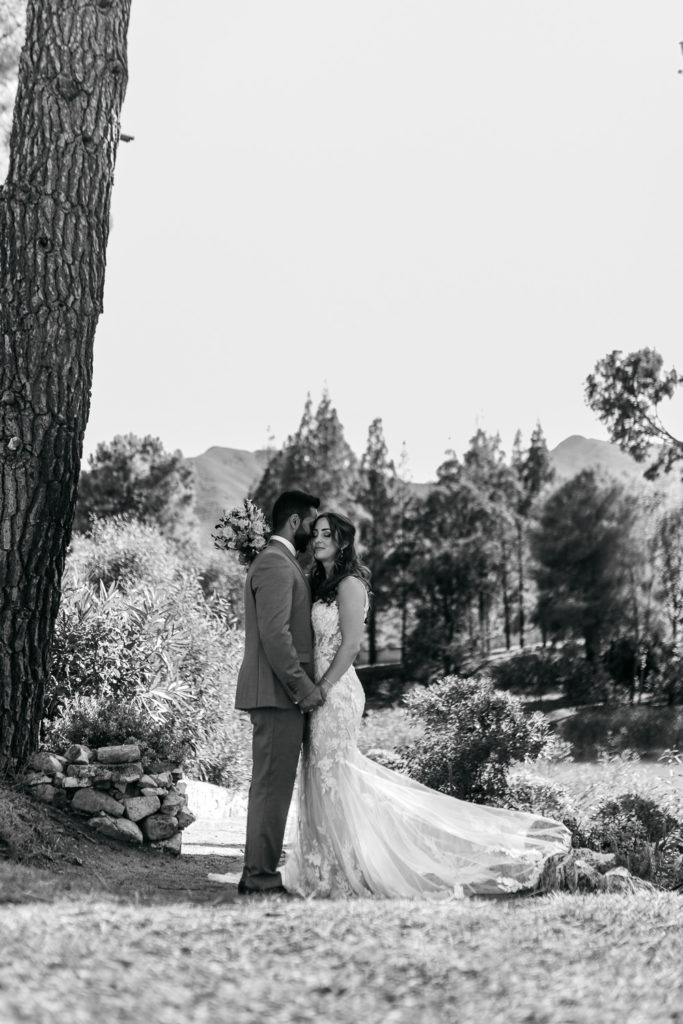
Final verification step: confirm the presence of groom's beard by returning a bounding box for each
[293,528,311,554]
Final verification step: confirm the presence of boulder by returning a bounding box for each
[108,762,143,784]
[142,813,179,842]
[66,763,113,782]
[573,858,604,893]
[602,866,655,893]
[176,809,196,830]
[87,815,144,846]
[138,774,157,788]
[160,792,185,815]
[31,783,58,804]
[140,787,165,798]
[124,794,161,822]
[27,751,65,774]
[62,777,92,790]
[149,771,173,788]
[65,744,93,765]
[96,744,141,765]
[71,788,125,817]
[150,833,182,857]
[573,848,619,874]
[24,772,52,787]
[143,760,176,776]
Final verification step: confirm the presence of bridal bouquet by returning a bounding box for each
[213,499,271,566]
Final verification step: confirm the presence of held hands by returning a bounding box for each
[318,676,334,702]
[298,685,325,713]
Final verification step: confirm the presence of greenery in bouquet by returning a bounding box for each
[213,499,271,566]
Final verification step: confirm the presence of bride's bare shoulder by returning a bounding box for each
[337,575,368,605]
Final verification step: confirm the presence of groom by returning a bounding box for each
[235,489,324,895]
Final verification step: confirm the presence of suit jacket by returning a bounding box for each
[235,539,317,710]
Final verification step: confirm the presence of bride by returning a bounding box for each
[282,511,571,899]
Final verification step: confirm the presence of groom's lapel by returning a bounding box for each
[269,539,310,590]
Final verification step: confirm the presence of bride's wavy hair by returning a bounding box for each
[310,511,372,606]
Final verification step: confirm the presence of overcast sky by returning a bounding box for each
[84,1,683,481]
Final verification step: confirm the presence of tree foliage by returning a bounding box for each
[531,469,637,661]
[356,417,397,662]
[252,390,360,519]
[585,348,683,478]
[74,433,198,543]
[654,504,683,644]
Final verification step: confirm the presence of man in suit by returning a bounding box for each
[235,489,324,895]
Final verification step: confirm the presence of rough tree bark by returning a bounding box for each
[0,0,131,772]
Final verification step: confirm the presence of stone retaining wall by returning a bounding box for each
[24,743,196,855]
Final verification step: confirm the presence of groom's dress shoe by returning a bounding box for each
[237,881,288,897]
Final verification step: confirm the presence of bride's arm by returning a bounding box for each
[319,576,367,697]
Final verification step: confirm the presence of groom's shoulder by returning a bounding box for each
[250,542,290,576]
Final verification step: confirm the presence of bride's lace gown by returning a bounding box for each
[282,598,571,899]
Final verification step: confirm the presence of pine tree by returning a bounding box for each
[531,469,636,662]
[512,423,554,646]
[357,418,396,663]
[252,390,360,519]
[0,0,132,770]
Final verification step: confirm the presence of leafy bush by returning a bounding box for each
[401,675,550,804]
[71,516,179,592]
[44,519,251,788]
[583,793,683,885]
[358,706,424,756]
[43,694,192,766]
[559,707,683,759]
[503,769,587,847]
[486,643,609,704]
[488,650,560,696]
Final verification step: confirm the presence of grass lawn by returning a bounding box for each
[1,888,682,1024]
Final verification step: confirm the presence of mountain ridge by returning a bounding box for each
[190,435,683,544]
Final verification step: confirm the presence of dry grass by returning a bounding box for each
[1,891,682,1023]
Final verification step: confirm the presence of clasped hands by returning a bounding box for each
[298,675,333,713]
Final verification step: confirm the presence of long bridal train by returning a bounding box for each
[281,601,571,900]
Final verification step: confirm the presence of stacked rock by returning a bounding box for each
[24,743,196,856]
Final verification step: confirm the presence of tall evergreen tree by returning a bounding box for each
[531,469,636,662]
[512,423,554,646]
[463,430,520,650]
[356,418,396,663]
[655,504,683,644]
[252,390,359,519]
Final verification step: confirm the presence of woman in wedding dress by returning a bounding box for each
[282,511,572,900]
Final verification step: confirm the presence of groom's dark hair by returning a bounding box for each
[272,490,321,531]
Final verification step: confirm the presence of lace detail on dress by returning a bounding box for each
[282,599,571,900]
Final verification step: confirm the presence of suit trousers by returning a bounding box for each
[241,706,305,891]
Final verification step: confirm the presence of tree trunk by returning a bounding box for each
[500,537,511,650]
[367,601,377,664]
[516,518,525,648]
[0,0,131,773]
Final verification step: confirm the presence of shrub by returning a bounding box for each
[558,707,683,759]
[43,693,192,766]
[69,517,179,592]
[583,793,683,885]
[402,675,550,804]
[488,650,560,696]
[486,643,609,704]
[503,769,587,847]
[45,518,251,789]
